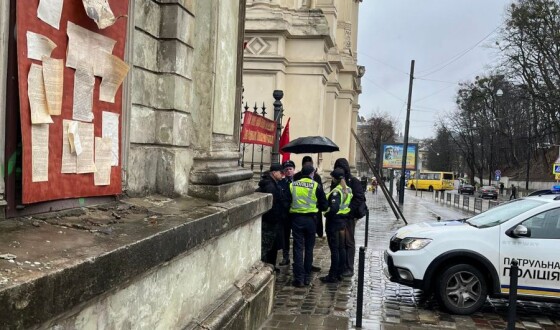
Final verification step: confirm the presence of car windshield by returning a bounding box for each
[466,199,546,228]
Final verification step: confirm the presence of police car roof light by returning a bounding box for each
[552,185,560,192]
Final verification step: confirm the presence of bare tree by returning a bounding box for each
[357,111,397,171]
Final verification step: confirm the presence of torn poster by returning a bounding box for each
[66,22,116,76]
[37,0,64,30]
[94,137,112,186]
[102,111,119,166]
[72,64,95,122]
[99,53,129,103]
[27,31,56,61]
[68,121,83,156]
[28,64,54,124]
[32,124,49,182]
[82,0,125,29]
[76,122,96,173]
[61,120,77,174]
[42,57,63,116]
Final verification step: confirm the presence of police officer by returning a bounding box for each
[289,164,328,287]
[320,168,353,283]
[279,160,296,266]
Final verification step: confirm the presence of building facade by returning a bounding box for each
[242,0,363,173]
[0,1,273,329]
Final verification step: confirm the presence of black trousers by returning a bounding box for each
[343,218,357,272]
[262,221,281,266]
[291,214,316,284]
[282,215,292,261]
[326,220,346,278]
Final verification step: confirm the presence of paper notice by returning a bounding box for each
[28,64,54,124]
[42,57,63,116]
[99,54,129,103]
[77,122,96,173]
[37,0,64,30]
[66,22,116,76]
[68,121,83,156]
[82,0,125,29]
[102,111,119,166]
[94,137,112,186]
[62,120,77,173]
[27,32,57,61]
[72,64,95,122]
[32,124,49,182]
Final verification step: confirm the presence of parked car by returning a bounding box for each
[384,195,560,315]
[478,185,498,199]
[528,185,560,196]
[458,184,475,195]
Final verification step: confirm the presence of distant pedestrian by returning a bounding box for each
[499,182,504,195]
[257,164,288,269]
[371,178,378,194]
[288,164,328,287]
[510,184,517,200]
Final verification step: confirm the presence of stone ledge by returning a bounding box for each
[0,193,271,329]
[190,168,254,185]
[186,262,274,330]
[188,179,258,203]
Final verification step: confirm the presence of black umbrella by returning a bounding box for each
[281,136,339,154]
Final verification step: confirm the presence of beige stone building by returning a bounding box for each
[242,0,364,173]
[0,1,273,329]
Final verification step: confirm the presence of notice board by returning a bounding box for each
[16,0,129,204]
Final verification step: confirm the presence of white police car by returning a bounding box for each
[384,193,560,315]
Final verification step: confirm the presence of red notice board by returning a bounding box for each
[16,0,129,204]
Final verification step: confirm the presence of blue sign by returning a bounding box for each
[554,164,560,174]
[495,170,501,176]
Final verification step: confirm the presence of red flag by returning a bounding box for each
[280,118,291,162]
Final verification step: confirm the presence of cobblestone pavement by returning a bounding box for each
[260,191,560,330]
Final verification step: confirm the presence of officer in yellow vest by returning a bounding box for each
[289,164,328,287]
[320,168,353,283]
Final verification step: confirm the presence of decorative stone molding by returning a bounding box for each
[337,21,352,50]
[245,37,269,55]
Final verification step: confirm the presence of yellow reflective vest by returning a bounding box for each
[326,185,353,215]
[289,178,319,214]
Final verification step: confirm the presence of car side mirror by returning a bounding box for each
[508,225,531,238]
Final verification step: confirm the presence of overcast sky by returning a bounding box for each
[357,0,512,139]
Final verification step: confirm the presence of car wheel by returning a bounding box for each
[428,186,433,192]
[410,184,415,190]
[435,264,487,315]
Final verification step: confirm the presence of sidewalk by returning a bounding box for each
[261,191,560,329]
[260,191,466,330]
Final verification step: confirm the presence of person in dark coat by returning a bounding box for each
[331,158,366,277]
[278,160,296,266]
[510,184,517,200]
[320,168,352,283]
[257,164,287,268]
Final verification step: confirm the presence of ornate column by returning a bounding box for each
[188,0,255,202]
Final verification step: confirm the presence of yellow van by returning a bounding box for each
[407,171,454,191]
